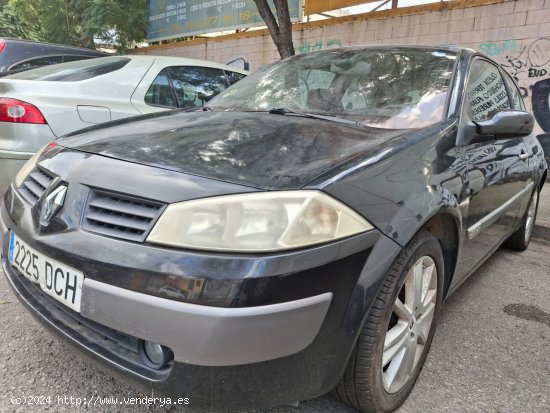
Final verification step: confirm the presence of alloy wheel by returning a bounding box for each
[382,255,438,394]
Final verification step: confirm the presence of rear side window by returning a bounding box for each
[6,57,130,81]
[145,66,229,108]
[144,69,177,108]
[465,59,510,122]
[9,55,63,71]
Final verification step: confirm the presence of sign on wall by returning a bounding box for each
[146,0,303,42]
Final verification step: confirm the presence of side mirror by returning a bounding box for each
[224,56,250,71]
[474,110,535,137]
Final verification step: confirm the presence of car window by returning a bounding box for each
[167,66,229,108]
[9,55,63,71]
[225,70,247,85]
[300,69,337,107]
[62,55,95,63]
[501,71,525,110]
[304,69,335,89]
[6,57,130,81]
[210,49,457,129]
[465,59,511,122]
[144,69,177,108]
[145,66,229,109]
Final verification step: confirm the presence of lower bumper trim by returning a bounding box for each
[82,278,332,366]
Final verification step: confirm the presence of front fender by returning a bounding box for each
[315,119,465,248]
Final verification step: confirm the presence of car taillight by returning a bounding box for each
[0,98,47,124]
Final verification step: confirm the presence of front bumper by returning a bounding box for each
[1,181,402,410]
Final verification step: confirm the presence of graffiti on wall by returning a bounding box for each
[500,38,550,84]
[479,39,520,57]
[296,39,342,54]
[488,37,550,133]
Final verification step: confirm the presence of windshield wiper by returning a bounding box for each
[268,108,363,126]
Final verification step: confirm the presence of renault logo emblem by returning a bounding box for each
[40,185,67,225]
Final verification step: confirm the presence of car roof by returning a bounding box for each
[0,37,107,54]
[303,44,476,54]
[125,54,249,74]
[289,45,479,66]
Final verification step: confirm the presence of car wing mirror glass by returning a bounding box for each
[474,110,535,138]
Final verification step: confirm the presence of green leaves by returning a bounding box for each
[0,3,40,39]
[1,0,146,53]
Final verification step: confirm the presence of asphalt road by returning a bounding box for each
[1,240,549,413]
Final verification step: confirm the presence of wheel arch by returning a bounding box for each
[388,185,464,299]
[325,206,463,395]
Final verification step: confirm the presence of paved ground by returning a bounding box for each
[1,235,549,413]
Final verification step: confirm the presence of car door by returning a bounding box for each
[501,68,542,214]
[455,58,531,280]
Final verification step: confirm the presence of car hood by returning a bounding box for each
[57,110,410,190]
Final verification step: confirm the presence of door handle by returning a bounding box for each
[518,152,529,161]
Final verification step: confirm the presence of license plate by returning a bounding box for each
[8,232,83,312]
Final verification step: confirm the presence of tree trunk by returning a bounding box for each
[253,0,295,59]
[272,0,294,58]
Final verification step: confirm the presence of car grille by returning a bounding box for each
[82,189,165,242]
[18,167,56,206]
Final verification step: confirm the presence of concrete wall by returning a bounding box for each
[133,0,550,133]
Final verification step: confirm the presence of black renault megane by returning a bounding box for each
[1,46,547,412]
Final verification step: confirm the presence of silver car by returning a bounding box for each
[0,55,248,190]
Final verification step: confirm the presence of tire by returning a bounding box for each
[334,230,444,413]
[504,187,539,251]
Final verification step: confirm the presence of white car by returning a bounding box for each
[0,55,248,190]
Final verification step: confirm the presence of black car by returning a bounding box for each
[0,46,547,413]
[0,37,107,76]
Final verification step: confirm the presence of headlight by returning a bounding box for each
[147,191,373,252]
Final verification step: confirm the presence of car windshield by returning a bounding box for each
[6,56,130,81]
[209,48,457,129]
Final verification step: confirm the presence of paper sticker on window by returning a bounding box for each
[466,62,510,122]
